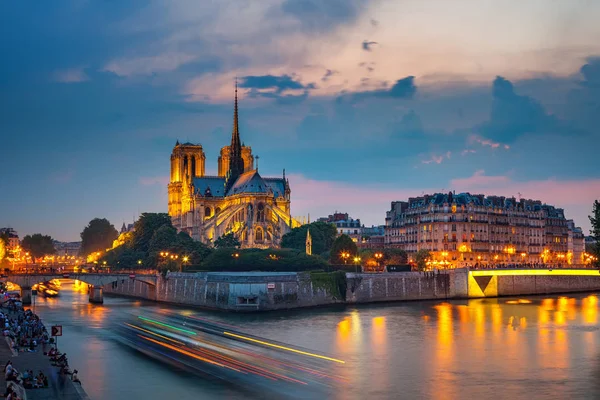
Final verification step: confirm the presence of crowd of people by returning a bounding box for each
[1,296,82,399]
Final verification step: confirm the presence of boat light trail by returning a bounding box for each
[125,323,185,345]
[138,316,197,335]
[223,332,345,364]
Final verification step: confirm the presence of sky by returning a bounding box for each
[1,0,600,241]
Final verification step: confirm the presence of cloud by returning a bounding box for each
[104,53,197,77]
[450,170,510,187]
[240,74,312,92]
[139,176,169,186]
[468,134,510,150]
[240,74,316,103]
[344,76,417,101]
[421,151,451,165]
[479,76,567,142]
[362,40,378,51]
[461,149,477,156]
[53,68,89,83]
[564,57,600,133]
[321,69,337,82]
[279,0,369,32]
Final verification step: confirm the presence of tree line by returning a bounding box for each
[5,199,600,270]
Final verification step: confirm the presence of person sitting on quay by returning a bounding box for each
[71,369,81,384]
[35,371,48,388]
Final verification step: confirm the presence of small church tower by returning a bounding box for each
[305,229,312,256]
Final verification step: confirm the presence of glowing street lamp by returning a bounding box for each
[353,256,361,273]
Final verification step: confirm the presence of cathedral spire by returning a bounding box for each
[226,79,245,193]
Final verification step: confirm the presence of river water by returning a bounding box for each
[31,282,600,400]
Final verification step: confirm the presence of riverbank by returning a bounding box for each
[101,268,600,312]
[0,305,90,400]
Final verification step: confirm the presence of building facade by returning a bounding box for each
[385,192,585,268]
[53,241,82,257]
[168,87,299,248]
[318,212,362,242]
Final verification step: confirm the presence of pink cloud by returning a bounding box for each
[468,134,510,150]
[450,169,510,187]
[461,149,477,156]
[140,176,169,186]
[421,151,452,165]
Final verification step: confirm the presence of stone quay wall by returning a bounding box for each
[101,269,600,311]
[496,274,600,296]
[345,269,468,304]
[104,272,341,311]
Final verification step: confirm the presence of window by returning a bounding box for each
[257,203,265,222]
[204,207,211,217]
[255,227,264,242]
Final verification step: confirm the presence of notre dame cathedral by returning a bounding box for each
[167,86,300,248]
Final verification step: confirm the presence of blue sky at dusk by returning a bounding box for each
[1,0,600,241]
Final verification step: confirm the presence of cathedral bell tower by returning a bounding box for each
[168,140,206,217]
[225,81,245,193]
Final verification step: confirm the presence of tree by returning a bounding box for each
[281,222,337,255]
[330,234,358,264]
[214,233,241,249]
[21,234,56,262]
[133,213,173,253]
[589,200,600,266]
[80,218,119,256]
[414,249,431,271]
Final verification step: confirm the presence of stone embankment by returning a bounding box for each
[102,268,600,311]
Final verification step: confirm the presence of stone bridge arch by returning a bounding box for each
[2,273,157,305]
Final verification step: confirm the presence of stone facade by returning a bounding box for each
[167,87,300,248]
[385,192,585,267]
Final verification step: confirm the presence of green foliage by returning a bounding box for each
[102,245,146,269]
[383,248,408,265]
[202,248,328,272]
[214,233,241,249]
[21,234,56,261]
[310,271,347,300]
[590,200,600,266]
[80,218,119,256]
[133,213,172,254]
[101,213,211,270]
[414,249,431,271]
[281,222,337,255]
[330,234,358,264]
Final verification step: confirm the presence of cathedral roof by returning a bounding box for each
[227,170,270,196]
[192,176,226,197]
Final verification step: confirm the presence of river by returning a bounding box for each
[31,281,600,400]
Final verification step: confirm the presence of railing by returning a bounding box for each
[5,269,158,276]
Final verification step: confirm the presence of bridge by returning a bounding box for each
[1,272,158,304]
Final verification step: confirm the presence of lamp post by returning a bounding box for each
[340,252,349,265]
[374,252,383,271]
[353,256,361,274]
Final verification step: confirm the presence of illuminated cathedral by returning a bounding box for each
[167,85,300,248]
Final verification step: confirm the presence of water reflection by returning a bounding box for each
[29,284,600,400]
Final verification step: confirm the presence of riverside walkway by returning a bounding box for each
[0,314,90,400]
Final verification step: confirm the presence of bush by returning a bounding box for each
[201,248,329,272]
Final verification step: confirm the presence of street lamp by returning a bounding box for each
[353,256,361,273]
[340,252,350,265]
